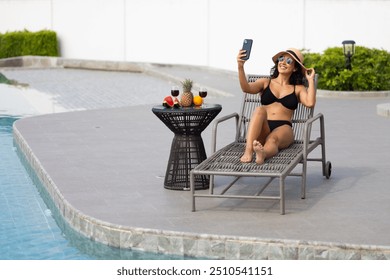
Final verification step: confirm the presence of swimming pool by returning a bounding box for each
[0,116,190,260]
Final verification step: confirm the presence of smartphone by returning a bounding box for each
[242,39,253,60]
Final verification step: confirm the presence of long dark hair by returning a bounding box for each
[270,62,305,85]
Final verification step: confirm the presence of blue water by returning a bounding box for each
[0,116,190,260]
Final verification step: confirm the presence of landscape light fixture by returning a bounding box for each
[342,40,356,70]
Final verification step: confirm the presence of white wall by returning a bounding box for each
[1,0,389,74]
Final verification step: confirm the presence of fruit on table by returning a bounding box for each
[180,79,193,107]
[163,96,174,108]
[173,97,181,108]
[193,95,203,106]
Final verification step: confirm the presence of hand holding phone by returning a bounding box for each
[241,39,253,60]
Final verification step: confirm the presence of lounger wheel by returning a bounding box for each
[325,161,332,179]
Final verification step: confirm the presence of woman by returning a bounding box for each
[237,47,316,164]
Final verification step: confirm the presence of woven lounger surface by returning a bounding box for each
[196,141,304,176]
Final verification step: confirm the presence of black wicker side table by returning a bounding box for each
[152,104,222,190]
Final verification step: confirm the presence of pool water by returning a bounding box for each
[0,116,189,260]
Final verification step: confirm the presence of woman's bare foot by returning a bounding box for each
[240,150,253,163]
[253,140,266,164]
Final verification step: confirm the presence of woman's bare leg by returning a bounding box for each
[240,107,270,162]
[253,140,266,164]
[254,125,294,164]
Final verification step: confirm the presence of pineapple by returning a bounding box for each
[180,79,193,107]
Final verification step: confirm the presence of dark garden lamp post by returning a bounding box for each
[342,40,356,70]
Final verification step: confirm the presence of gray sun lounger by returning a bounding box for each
[190,74,331,214]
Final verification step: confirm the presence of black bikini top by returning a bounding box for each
[261,80,298,110]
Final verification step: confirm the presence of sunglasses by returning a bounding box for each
[278,55,294,65]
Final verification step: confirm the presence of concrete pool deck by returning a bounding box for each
[2,60,390,259]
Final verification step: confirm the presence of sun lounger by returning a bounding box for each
[190,74,331,214]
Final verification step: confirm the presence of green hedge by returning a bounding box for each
[0,30,58,59]
[0,72,11,84]
[303,46,390,91]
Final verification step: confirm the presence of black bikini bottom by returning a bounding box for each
[268,120,292,132]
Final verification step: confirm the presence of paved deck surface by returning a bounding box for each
[1,63,390,259]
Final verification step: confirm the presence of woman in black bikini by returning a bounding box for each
[237,47,316,164]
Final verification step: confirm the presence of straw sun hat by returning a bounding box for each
[272,48,307,71]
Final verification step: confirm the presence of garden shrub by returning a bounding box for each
[303,46,390,91]
[0,72,11,84]
[0,30,58,59]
